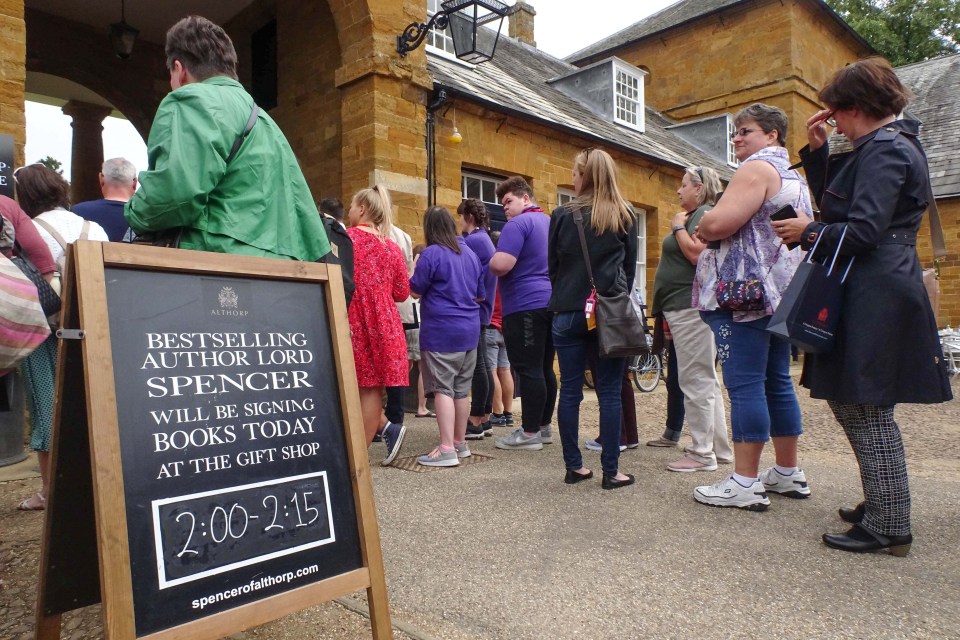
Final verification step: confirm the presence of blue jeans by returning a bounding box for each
[552,311,626,476]
[700,310,802,442]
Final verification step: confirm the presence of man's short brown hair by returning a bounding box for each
[166,15,239,81]
[495,176,534,202]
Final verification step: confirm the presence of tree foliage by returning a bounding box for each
[826,0,960,65]
[36,155,63,175]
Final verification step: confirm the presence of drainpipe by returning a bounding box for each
[425,89,447,207]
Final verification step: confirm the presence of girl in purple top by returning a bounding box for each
[410,206,485,467]
[458,198,498,440]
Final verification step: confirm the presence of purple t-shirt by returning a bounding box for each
[497,207,552,316]
[463,228,496,326]
[409,238,484,352]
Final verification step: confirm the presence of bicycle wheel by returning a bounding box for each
[632,352,661,392]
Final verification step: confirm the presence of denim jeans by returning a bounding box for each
[552,311,626,476]
[700,310,802,442]
[470,326,494,417]
[662,339,686,441]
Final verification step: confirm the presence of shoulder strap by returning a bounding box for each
[33,217,68,251]
[925,177,946,259]
[570,206,596,290]
[226,102,260,165]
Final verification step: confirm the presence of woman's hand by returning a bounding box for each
[806,109,832,151]
[772,215,808,244]
[670,211,687,228]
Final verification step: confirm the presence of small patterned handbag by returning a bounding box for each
[715,278,766,311]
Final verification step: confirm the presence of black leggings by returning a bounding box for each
[502,308,557,432]
[470,326,495,417]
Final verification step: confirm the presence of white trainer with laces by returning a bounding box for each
[759,467,811,498]
[694,476,770,511]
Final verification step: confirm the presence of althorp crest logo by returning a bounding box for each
[219,286,239,309]
[212,285,248,316]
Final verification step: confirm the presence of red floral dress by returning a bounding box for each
[347,228,410,387]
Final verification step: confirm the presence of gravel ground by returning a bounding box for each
[2,370,959,639]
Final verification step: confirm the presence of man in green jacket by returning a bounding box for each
[125,15,328,261]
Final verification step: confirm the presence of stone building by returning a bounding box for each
[0,0,956,322]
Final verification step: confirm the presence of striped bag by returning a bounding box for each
[0,253,51,375]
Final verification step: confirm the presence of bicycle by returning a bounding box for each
[629,347,665,392]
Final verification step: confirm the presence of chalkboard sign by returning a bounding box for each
[36,242,392,640]
[0,134,14,199]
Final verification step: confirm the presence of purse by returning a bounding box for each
[713,225,782,311]
[0,253,52,375]
[571,207,649,358]
[767,226,854,353]
[11,246,61,327]
[128,103,261,249]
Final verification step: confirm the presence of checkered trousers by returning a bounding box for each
[828,402,911,536]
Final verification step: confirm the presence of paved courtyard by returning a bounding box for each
[2,371,959,639]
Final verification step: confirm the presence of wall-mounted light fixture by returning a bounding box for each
[397,0,510,64]
[449,106,462,144]
[109,0,139,59]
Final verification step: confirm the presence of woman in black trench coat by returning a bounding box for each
[776,57,952,556]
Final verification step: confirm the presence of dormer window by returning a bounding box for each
[426,0,456,56]
[549,57,646,133]
[614,64,642,129]
[726,117,739,166]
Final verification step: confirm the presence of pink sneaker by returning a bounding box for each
[667,455,718,473]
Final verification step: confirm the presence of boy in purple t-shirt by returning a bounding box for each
[489,176,556,451]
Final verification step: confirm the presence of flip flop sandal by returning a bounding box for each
[415,411,436,418]
[17,492,46,511]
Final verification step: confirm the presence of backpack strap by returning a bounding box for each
[33,217,69,251]
[226,103,260,164]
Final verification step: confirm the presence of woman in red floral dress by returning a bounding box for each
[346,185,410,461]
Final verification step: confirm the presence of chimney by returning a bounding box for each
[509,1,536,47]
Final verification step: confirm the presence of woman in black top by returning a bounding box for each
[548,148,637,489]
[776,57,952,555]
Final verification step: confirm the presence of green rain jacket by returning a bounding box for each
[125,77,329,261]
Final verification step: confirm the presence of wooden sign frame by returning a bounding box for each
[35,241,392,639]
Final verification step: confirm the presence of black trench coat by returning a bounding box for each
[797,119,952,405]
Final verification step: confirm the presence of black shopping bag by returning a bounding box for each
[767,227,853,353]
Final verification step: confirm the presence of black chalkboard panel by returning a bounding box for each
[103,268,362,636]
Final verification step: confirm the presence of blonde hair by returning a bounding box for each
[352,184,393,237]
[572,148,634,234]
[684,166,722,207]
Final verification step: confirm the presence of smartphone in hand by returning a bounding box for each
[770,204,800,249]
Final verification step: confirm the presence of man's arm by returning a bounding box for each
[125,90,231,232]
[489,251,517,276]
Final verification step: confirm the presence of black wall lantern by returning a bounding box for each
[397,0,510,64]
[109,0,139,59]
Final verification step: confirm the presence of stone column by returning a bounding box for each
[61,100,113,204]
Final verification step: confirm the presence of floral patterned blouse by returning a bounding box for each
[693,146,812,322]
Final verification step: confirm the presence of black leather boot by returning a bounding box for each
[822,524,912,557]
[838,502,865,524]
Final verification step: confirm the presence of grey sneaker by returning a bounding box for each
[759,467,811,499]
[495,428,543,451]
[417,447,459,467]
[584,438,626,452]
[454,442,471,459]
[539,426,554,444]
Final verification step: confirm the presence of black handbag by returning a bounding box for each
[571,207,649,358]
[767,226,853,353]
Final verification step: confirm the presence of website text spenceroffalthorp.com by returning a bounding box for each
[191,564,320,610]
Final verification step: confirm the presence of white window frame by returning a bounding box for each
[634,208,648,302]
[557,188,576,207]
[461,171,502,207]
[612,61,644,132]
[726,116,739,167]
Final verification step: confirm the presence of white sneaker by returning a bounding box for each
[694,476,770,511]
[454,442,472,459]
[584,439,626,452]
[495,428,543,451]
[759,467,811,499]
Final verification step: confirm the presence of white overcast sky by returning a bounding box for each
[24,0,677,179]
